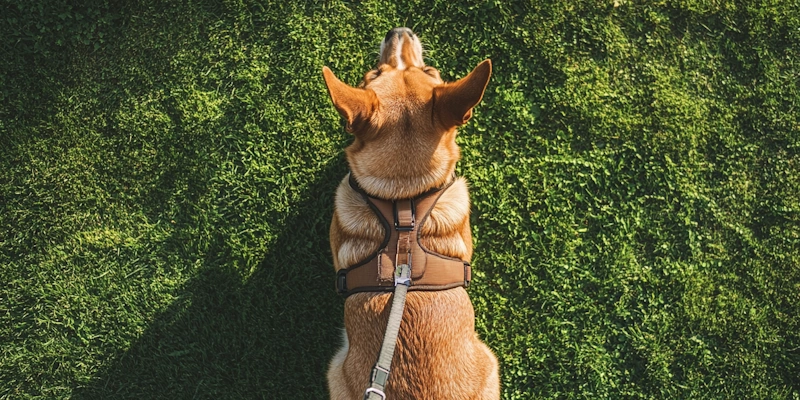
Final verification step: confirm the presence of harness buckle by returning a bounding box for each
[393,199,416,231]
[336,270,348,294]
[371,365,391,386]
[395,221,415,231]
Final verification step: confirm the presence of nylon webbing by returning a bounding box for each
[363,263,411,400]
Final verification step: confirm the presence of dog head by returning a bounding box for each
[323,27,491,199]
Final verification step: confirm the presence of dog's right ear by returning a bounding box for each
[433,59,492,128]
[322,67,378,133]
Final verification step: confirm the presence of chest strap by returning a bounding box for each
[336,173,472,297]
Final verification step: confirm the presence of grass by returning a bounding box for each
[1,0,799,398]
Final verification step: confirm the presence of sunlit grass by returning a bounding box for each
[1,1,798,398]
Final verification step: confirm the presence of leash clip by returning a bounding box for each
[364,388,386,400]
[394,264,411,286]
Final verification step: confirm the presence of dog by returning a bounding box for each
[323,27,499,399]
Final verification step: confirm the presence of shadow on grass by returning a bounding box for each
[71,159,345,399]
[52,2,349,395]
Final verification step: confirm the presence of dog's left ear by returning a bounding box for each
[322,66,378,133]
[433,59,492,128]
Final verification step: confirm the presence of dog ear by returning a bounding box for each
[433,59,492,127]
[322,66,378,133]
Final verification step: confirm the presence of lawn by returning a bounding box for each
[1,0,799,399]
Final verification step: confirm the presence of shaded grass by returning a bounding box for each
[1,0,799,399]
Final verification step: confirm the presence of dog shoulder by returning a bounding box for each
[421,177,470,236]
[332,177,385,270]
[419,177,472,260]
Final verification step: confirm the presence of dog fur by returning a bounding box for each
[323,28,499,399]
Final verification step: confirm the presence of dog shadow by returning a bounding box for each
[55,6,349,394]
[71,157,346,399]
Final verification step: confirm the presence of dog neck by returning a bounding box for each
[345,128,461,200]
[348,163,456,200]
[348,169,456,200]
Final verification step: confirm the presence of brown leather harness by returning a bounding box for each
[336,173,472,296]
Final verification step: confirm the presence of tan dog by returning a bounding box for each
[323,28,499,399]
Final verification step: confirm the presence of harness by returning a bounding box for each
[336,173,472,297]
[338,172,472,400]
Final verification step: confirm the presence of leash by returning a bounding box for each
[363,263,411,400]
[363,192,416,399]
[350,173,461,399]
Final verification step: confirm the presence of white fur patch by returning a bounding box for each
[326,329,350,399]
[395,35,406,70]
[331,329,349,363]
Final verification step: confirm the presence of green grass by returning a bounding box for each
[1,0,799,398]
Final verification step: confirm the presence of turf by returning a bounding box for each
[1,0,799,399]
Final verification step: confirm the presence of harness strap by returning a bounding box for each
[363,264,411,400]
[394,198,413,271]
